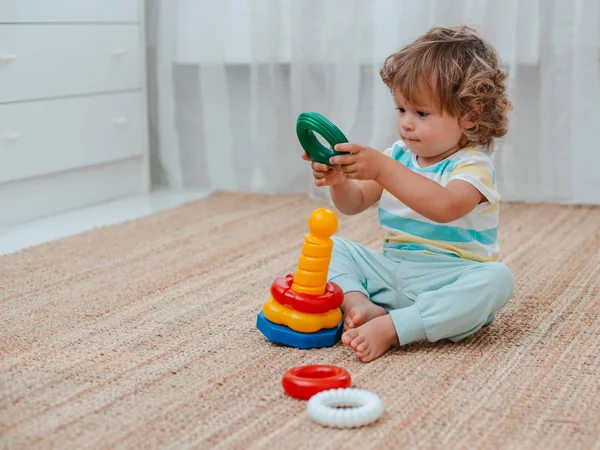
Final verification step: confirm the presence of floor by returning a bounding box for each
[5,194,599,448]
[0,189,211,256]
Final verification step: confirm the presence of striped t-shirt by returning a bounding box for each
[379,141,500,262]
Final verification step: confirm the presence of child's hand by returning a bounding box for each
[301,152,346,187]
[330,143,386,181]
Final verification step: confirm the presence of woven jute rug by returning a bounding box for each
[1,191,599,449]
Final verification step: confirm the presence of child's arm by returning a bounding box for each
[331,143,483,223]
[330,179,383,215]
[379,167,483,223]
[302,151,382,215]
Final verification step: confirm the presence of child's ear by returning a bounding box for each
[461,119,477,130]
[462,102,483,130]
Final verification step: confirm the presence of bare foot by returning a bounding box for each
[340,291,387,331]
[341,315,399,363]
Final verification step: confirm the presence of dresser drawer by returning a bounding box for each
[0,158,147,227]
[0,25,141,103]
[0,0,139,23]
[0,92,144,183]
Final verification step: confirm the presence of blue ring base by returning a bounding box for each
[256,312,342,349]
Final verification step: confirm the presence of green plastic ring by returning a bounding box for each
[296,112,348,166]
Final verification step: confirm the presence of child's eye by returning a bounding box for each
[396,107,405,113]
[417,110,429,117]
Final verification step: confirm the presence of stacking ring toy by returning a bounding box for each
[282,365,351,400]
[307,388,383,428]
[262,296,341,333]
[271,274,343,314]
[296,112,348,166]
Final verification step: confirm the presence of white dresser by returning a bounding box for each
[0,0,149,227]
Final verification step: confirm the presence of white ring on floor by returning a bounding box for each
[307,388,383,428]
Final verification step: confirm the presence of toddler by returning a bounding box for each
[302,26,514,362]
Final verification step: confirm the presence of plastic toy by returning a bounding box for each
[281,365,352,400]
[256,208,344,348]
[307,388,383,428]
[270,274,343,313]
[256,313,342,349]
[296,112,349,166]
[262,297,341,333]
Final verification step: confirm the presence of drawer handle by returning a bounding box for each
[0,54,17,63]
[2,132,20,141]
[113,117,128,125]
[111,48,126,56]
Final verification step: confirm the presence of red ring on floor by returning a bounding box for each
[271,275,343,314]
[282,365,352,400]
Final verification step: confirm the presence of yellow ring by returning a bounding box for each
[262,296,342,333]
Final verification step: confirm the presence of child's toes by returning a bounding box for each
[343,316,354,330]
[356,350,370,362]
[349,310,363,328]
[350,335,365,351]
[359,354,373,363]
[341,329,358,346]
[356,340,369,353]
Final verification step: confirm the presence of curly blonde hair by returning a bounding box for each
[380,25,511,152]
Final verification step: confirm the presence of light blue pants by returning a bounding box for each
[327,237,514,345]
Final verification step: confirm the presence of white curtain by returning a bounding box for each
[145,0,600,204]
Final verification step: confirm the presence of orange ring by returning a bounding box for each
[282,365,352,400]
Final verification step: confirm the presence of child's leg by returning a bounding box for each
[389,261,514,345]
[343,258,514,362]
[327,237,397,330]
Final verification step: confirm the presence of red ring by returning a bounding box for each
[282,365,352,400]
[271,275,343,314]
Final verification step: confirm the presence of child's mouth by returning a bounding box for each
[403,136,420,143]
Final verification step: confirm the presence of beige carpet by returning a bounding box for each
[1,192,599,449]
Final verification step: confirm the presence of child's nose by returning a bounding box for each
[400,117,415,131]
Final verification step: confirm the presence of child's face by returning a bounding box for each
[393,90,465,158]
